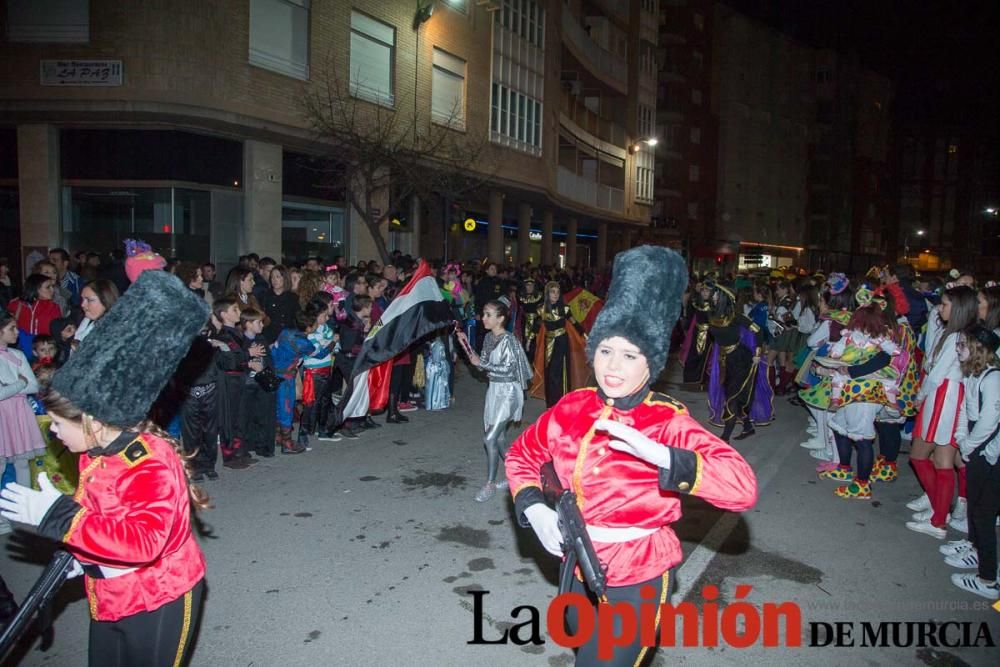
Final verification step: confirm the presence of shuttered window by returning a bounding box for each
[431,48,465,127]
[6,0,89,42]
[249,0,309,80]
[350,11,395,106]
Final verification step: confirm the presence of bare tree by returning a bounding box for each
[300,56,497,264]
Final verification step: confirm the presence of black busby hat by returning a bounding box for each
[586,246,687,380]
[52,270,210,425]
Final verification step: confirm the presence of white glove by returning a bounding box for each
[595,419,671,469]
[0,473,64,527]
[523,504,563,557]
[67,558,84,579]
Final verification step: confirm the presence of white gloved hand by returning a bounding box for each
[595,419,671,469]
[523,503,563,557]
[67,558,85,579]
[0,473,64,527]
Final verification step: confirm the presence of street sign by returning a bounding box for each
[40,59,123,86]
[463,218,477,232]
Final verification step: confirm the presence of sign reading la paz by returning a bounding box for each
[41,60,123,86]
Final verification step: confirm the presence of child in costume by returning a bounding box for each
[423,332,452,411]
[0,312,46,535]
[272,308,321,454]
[210,296,259,468]
[238,306,278,457]
[529,282,587,407]
[0,270,209,666]
[299,294,337,447]
[947,326,1000,600]
[457,297,533,502]
[506,247,757,666]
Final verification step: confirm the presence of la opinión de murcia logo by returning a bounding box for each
[467,587,996,658]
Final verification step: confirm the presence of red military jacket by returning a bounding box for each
[39,432,206,621]
[506,387,758,587]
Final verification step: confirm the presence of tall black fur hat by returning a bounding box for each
[586,246,687,380]
[52,270,210,425]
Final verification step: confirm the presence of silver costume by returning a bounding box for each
[478,331,533,484]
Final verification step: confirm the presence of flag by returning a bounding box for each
[340,260,454,420]
[563,287,604,333]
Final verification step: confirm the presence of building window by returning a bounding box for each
[636,151,654,203]
[282,201,345,264]
[432,48,466,128]
[663,125,677,149]
[693,12,704,31]
[689,165,699,182]
[948,143,958,154]
[690,127,701,144]
[490,83,542,153]
[687,202,699,219]
[638,104,654,138]
[441,0,467,13]
[350,11,395,106]
[6,0,89,42]
[495,0,544,48]
[249,0,309,80]
[691,89,702,105]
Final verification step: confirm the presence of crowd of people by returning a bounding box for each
[679,263,1000,601]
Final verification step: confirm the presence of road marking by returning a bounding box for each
[673,429,794,602]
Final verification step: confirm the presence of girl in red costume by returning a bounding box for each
[1,269,210,666]
[506,246,758,667]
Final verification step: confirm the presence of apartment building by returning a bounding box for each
[0,0,659,275]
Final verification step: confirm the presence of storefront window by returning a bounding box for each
[61,186,211,261]
[281,201,345,265]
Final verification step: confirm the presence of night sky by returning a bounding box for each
[724,0,1000,129]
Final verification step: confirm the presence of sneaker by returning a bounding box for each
[905,520,947,539]
[495,480,510,491]
[398,401,418,412]
[944,551,980,569]
[800,438,825,450]
[282,443,307,455]
[939,539,974,556]
[474,483,497,502]
[948,516,969,533]
[317,431,343,442]
[906,494,931,511]
[806,423,818,435]
[361,417,382,429]
[912,508,934,522]
[810,449,834,461]
[819,466,854,482]
[297,434,313,452]
[834,480,872,500]
[815,461,839,473]
[952,497,968,522]
[951,573,1000,601]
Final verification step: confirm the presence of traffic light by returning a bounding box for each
[716,255,723,265]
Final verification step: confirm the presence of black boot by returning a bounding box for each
[386,392,409,424]
[720,416,737,442]
[733,417,756,441]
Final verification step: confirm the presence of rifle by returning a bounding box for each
[540,461,608,599]
[0,550,75,661]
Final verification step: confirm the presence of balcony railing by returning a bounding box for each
[557,166,625,212]
[561,11,628,92]
[560,89,627,148]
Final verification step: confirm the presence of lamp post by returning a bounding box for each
[903,228,925,262]
[628,137,658,154]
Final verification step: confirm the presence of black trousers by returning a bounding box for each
[563,567,673,667]
[217,373,244,458]
[300,369,331,434]
[180,383,218,474]
[966,449,1000,581]
[239,382,276,455]
[89,580,204,667]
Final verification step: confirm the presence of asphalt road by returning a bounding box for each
[2,361,999,666]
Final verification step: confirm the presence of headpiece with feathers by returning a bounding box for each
[586,246,686,380]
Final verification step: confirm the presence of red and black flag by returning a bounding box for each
[340,260,454,419]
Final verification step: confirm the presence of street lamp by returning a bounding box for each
[628,137,658,154]
[413,0,434,29]
[903,229,925,261]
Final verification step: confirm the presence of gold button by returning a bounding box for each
[593,466,600,475]
[606,398,614,407]
[678,481,690,491]
[598,448,606,456]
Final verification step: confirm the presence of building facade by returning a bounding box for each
[0,0,660,277]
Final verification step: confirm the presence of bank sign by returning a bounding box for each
[40,60,123,86]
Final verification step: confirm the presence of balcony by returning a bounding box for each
[561,11,628,94]
[560,89,627,148]
[595,0,629,25]
[557,166,625,213]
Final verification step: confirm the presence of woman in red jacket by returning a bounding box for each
[506,247,758,667]
[1,269,210,666]
[6,273,61,359]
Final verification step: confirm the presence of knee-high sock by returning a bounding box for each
[484,422,508,483]
[910,457,936,496]
[957,466,967,500]
[834,432,853,468]
[930,468,954,527]
[855,439,875,482]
